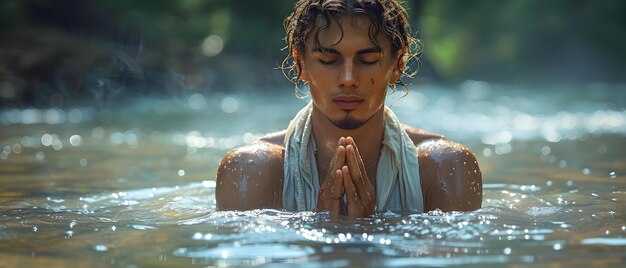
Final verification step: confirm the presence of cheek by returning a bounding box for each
[303,65,330,86]
[369,69,393,89]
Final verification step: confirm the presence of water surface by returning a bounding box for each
[1,84,625,267]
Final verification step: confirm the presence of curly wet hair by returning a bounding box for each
[281,0,422,97]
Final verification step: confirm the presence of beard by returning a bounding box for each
[331,112,366,130]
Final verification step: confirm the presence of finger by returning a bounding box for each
[338,136,346,146]
[331,169,343,199]
[342,166,359,203]
[345,144,365,185]
[331,145,346,173]
[348,139,368,176]
[319,170,342,213]
[330,146,345,186]
[346,145,375,208]
[345,138,367,178]
[345,136,353,145]
[325,145,345,186]
[330,172,341,213]
[336,145,346,169]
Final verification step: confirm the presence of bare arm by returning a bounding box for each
[215,142,284,210]
[418,139,483,212]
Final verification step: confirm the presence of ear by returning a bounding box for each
[292,49,310,82]
[389,50,404,84]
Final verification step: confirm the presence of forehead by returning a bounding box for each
[306,14,390,49]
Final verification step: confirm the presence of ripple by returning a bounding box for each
[173,244,315,259]
[384,255,510,267]
[581,237,626,246]
[526,206,561,217]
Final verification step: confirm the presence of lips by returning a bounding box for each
[333,95,364,110]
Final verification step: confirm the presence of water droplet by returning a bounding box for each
[94,245,108,252]
[609,171,617,179]
[482,148,491,157]
[11,143,22,154]
[52,139,63,150]
[553,243,562,250]
[32,227,37,232]
[41,133,53,146]
[178,169,185,176]
[69,135,83,146]
[188,93,206,110]
[582,168,590,175]
[221,97,239,113]
[503,247,512,255]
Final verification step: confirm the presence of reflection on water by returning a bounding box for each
[0,84,625,267]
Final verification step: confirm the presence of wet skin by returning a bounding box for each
[215,15,482,216]
[216,128,483,214]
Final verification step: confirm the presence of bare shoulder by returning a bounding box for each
[258,130,287,148]
[402,124,446,144]
[402,125,483,212]
[215,140,285,211]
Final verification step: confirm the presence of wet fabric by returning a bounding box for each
[282,102,424,213]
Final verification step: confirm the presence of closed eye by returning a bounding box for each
[359,53,380,65]
[319,59,336,65]
[360,59,379,64]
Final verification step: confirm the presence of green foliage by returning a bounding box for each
[419,0,626,82]
[2,0,626,87]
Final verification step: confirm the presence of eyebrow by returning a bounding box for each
[312,47,382,55]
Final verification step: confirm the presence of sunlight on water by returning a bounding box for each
[0,84,625,267]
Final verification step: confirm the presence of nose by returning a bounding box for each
[339,60,358,89]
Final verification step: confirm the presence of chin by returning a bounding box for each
[329,112,368,130]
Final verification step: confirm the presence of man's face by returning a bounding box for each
[298,15,402,130]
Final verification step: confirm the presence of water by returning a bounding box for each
[1,84,625,267]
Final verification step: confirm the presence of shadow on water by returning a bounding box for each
[0,84,625,267]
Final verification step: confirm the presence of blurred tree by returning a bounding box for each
[2,0,626,108]
[419,0,626,83]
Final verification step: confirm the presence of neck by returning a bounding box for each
[311,105,385,173]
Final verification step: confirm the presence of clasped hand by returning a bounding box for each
[316,137,375,217]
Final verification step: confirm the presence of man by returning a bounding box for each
[216,0,482,217]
